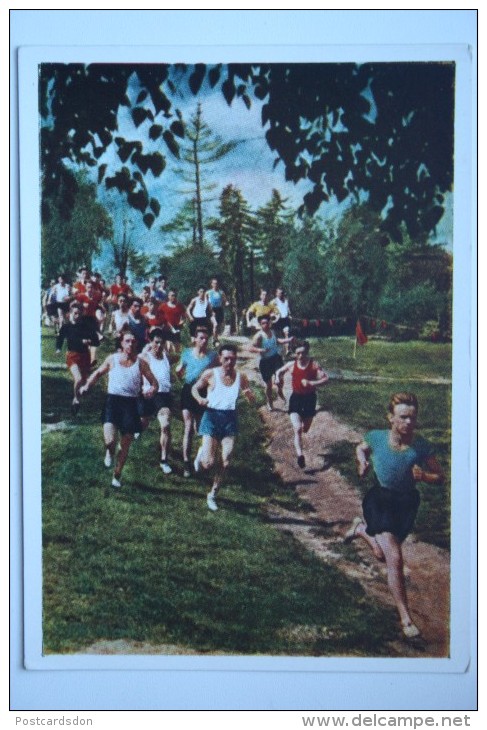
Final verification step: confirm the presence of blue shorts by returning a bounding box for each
[198,408,238,439]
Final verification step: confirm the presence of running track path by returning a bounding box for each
[232,337,450,658]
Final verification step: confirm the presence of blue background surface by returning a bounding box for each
[10,9,477,711]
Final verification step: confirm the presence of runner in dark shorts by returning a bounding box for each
[249,315,293,411]
[276,340,328,469]
[345,392,444,639]
[138,328,175,474]
[80,331,158,488]
[175,327,218,477]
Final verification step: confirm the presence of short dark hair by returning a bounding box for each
[195,326,209,336]
[219,343,237,356]
[258,314,271,323]
[293,339,310,353]
[131,297,143,306]
[149,327,166,341]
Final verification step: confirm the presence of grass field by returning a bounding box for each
[41,330,451,653]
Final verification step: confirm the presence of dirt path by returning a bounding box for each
[234,338,450,657]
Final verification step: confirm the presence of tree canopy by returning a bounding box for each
[40,61,454,240]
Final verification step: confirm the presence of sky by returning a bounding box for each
[64,64,454,274]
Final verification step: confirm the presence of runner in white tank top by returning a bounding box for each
[187,286,212,337]
[206,368,241,410]
[108,353,142,396]
[80,330,158,488]
[190,344,256,511]
[138,328,174,474]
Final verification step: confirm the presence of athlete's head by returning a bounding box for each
[193,327,209,348]
[259,288,268,302]
[258,315,271,329]
[219,344,238,371]
[387,392,418,434]
[69,300,83,321]
[293,340,310,358]
[168,289,177,302]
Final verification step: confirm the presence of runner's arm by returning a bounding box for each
[139,358,158,397]
[55,324,66,352]
[79,356,112,394]
[275,360,293,384]
[412,456,444,485]
[356,441,371,477]
[302,366,329,388]
[186,299,195,321]
[240,373,256,403]
[191,369,213,406]
[248,331,264,354]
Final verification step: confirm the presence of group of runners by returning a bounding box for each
[47,268,445,641]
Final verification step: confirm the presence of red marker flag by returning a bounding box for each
[355,319,368,345]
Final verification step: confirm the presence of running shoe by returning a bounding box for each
[297,455,306,469]
[160,461,172,475]
[111,476,122,489]
[402,622,421,639]
[183,462,191,478]
[207,493,218,511]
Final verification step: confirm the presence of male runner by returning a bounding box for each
[246,288,279,330]
[80,331,158,488]
[158,289,186,353]
[138,328,174,474]
[191,343,255,511]
[56,300,100,414]
[175,327,218,477]
[249,315,293,410]
[345,392,444,639]
[276,340,329,468]
[186,286,213,337]
[272,287,292,355]
[206,277,228,346]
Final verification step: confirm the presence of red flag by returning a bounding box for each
[356,319,368,345]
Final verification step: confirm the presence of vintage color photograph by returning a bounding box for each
[39,60,453,659]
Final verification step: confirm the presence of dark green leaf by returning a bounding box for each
[208,65,221,88]
[163,130,180,158]
[189,64,206,95]
[143,213,155,229]
[131,107,147,127]
[149,198,161,217]
[170,120,185,138]
[97,164,107,184]
[222,78,235,105]
[149,124,163,141]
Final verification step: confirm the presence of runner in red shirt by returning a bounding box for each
[75,280,105,364]
[276,340,328,469]
[108,274,131,306]
[158,289,186,353]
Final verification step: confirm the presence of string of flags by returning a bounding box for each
[290,314,443,342]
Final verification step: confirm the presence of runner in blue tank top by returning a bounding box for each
[206,277,229,346]
[249,314,294,411]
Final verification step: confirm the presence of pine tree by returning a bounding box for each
[213,185,254,331]
[162,103,238,248]
[254,189,294,290]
